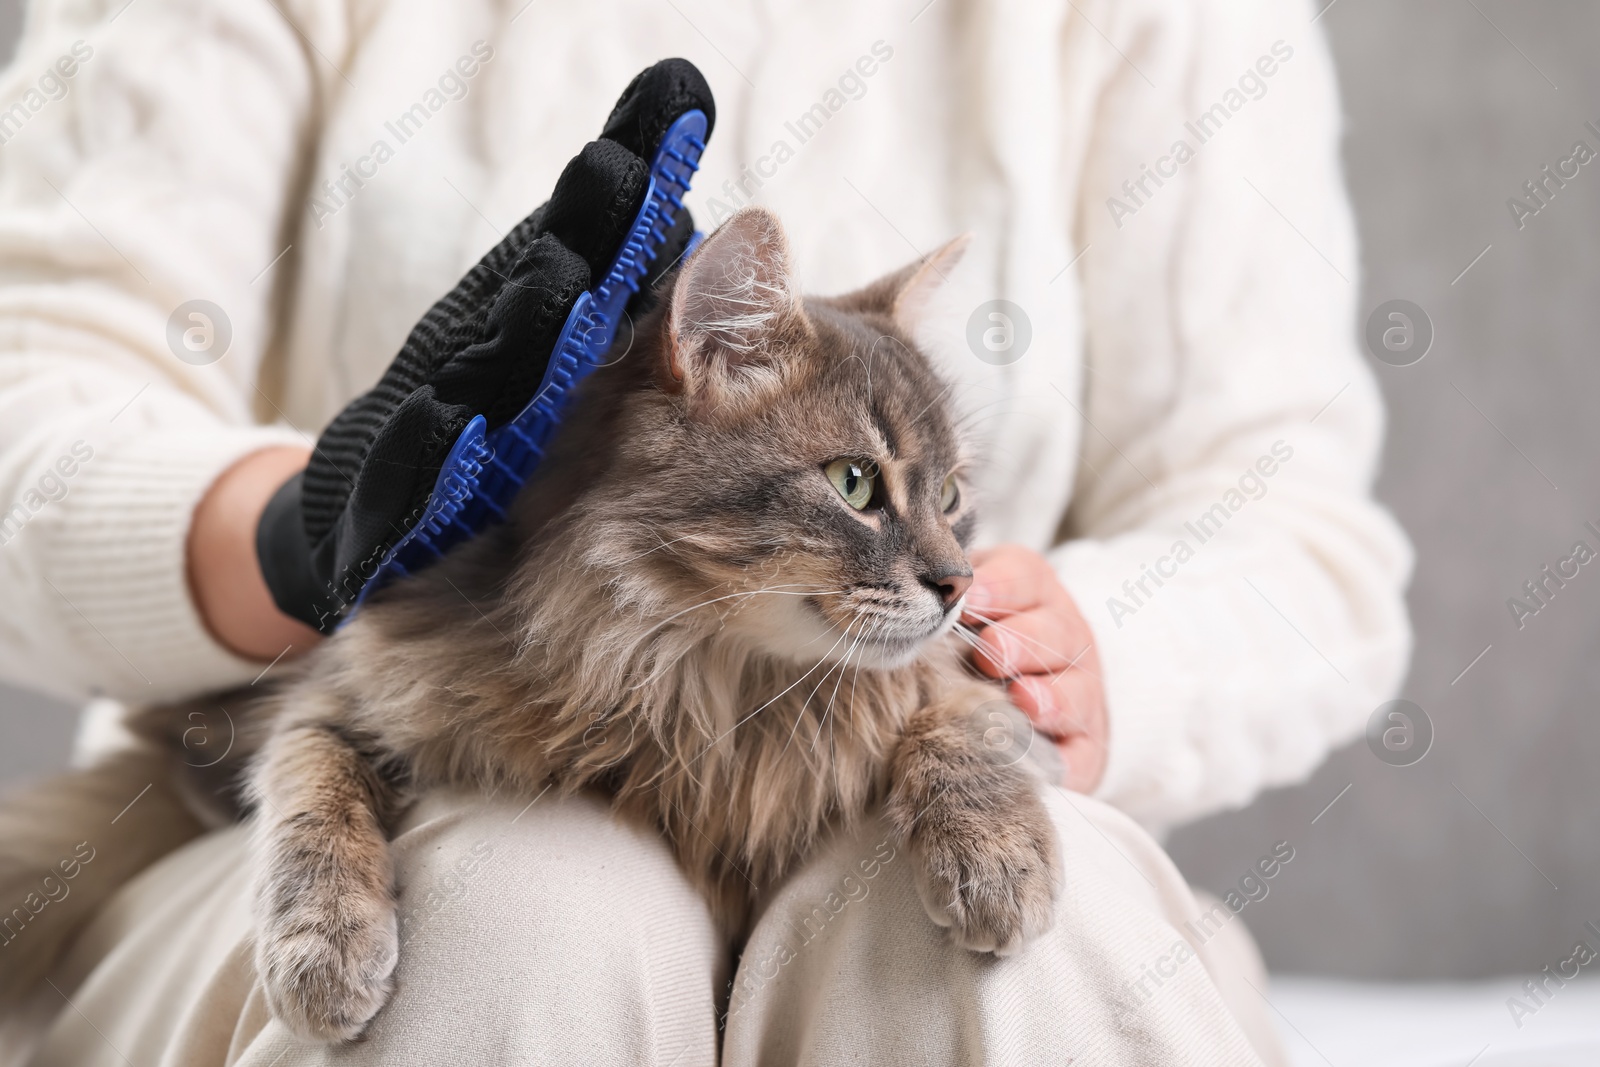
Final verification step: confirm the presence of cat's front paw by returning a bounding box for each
[256,890,399,1042]
[909,785,1060,956]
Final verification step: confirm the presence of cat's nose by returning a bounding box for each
[922,567,973,610]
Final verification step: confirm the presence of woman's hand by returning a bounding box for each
[253,59,714,632]
[963,544,1109,793]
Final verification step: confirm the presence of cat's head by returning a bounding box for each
[540,207,974,671]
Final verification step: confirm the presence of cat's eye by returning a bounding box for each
[825,458,878,510]
[941,473,960,513]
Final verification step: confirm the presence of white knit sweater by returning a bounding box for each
[0,0,1410,829]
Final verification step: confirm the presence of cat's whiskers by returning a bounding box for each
[620,588,851,687]
[781,613,870,759]
[839,616,874,750]
[948,621,990,662]
[628,584,849,663]
[907,378,959,430]
[819,615,883,808]
[810,612,877,755]
[950,621,1042,693]
[951,618,1108,759]
[624,598,885,799]
[840,615,882,736]
[692,616,863,765]
[961,608,1101,683]
[924,624,981,685]
[615,530,699,564]
[951,394,1027,435]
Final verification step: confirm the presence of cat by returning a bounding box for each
[0,206,1059,1042]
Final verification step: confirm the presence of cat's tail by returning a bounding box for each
[0,683,271,1005]
[0,743,206,1003]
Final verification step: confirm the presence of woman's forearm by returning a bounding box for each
[186,446,320,662]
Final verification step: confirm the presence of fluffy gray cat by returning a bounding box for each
[0,207,1059,1042]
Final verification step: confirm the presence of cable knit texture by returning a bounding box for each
[0,0,1410,829]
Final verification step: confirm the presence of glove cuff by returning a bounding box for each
[257,471,338,632]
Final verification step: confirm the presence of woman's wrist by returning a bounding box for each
[186,445,320,662]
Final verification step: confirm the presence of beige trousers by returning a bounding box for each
[17,788,1283,1066]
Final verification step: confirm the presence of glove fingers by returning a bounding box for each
[432,234,591,427]
[339,385,472,571]
[426,59,714,424]
[277,60,718,626]
[600,57,716,158]
[539,139,650,278]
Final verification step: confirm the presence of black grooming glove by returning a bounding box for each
[256,58,715,631]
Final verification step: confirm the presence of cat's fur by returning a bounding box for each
[0,208,1058,1041]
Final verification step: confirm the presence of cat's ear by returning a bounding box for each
[833,233,970,333]
[889,233,969,330]
[663,207,808,406]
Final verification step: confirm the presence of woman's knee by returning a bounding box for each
[723,789,1264,1066]
[389,789,718,963]
[298,790,724,1065]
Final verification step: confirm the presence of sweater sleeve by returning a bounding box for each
[0,0,317,702]
[1054,0,1413,829]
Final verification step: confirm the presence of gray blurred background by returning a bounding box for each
[0,1,1594,981]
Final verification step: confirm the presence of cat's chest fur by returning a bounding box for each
[316,557,963,925]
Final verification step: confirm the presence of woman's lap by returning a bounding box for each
[724,787,1274,1067]
[25,788,1274,1067]
[29,791,722,1067]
